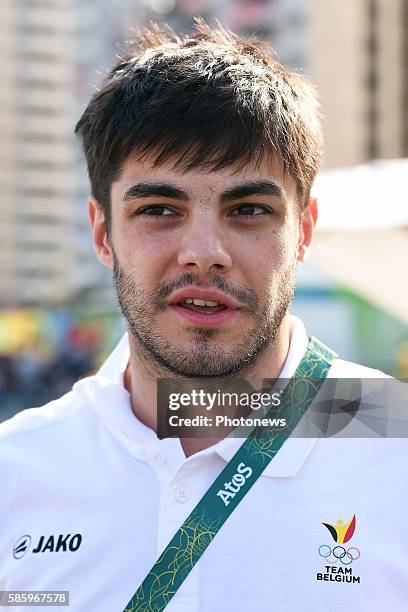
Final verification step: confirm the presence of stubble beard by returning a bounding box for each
[113,252,296,379]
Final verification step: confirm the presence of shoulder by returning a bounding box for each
[329,358,390,379]
[0,390,83,442]
[0,387,97,472]
[0,385,107,505]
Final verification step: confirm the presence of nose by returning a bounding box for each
[177,215,232,275]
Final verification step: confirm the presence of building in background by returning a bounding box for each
[118,0,309,71]
[309,0,408,167]
[0,0,120,308]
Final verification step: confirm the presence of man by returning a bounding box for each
[1,20,407,612]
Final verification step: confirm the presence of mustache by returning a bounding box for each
[152,272,259,310]
[112,252,264,320]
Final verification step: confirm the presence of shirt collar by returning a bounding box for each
[96,332,130,384]
[76,315,317,477]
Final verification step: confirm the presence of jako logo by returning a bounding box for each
[13,534,82,559]
[217,462,253,506]
[13,535,32,559]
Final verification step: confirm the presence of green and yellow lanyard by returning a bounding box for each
[124,336,337,611]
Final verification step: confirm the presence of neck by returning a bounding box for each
[124,316,291,458]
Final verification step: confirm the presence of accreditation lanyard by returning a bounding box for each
[124,336,337,612]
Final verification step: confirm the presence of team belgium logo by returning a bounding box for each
[317,514,361,583]
[323,514,356,544]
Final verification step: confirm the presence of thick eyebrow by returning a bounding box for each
[122,179,286,204]
[122,182,189,202]
[219,180,286,203]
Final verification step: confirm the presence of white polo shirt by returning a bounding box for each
[1,316,407,611]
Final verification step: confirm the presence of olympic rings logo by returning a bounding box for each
[318,544,360,565]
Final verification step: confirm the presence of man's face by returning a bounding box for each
[91,154,314,378]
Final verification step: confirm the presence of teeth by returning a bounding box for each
[182,298,220,306]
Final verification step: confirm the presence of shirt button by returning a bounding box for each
[175,486,188,503]
[153,451,166,465]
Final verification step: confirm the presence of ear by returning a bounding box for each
[88,197,114,269]
[297,197,318,263]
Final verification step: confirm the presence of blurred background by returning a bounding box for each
[1,0,407,420]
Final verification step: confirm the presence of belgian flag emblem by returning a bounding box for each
[322,514,356,543]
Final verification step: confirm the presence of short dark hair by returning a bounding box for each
[75,19,323,229]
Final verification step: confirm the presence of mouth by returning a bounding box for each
[176,297,228,314]
[167,288,240,327]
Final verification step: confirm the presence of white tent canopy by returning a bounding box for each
[312,159,408,230]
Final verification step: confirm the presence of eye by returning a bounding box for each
[137,205,175,217]
[230,204,271,217]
